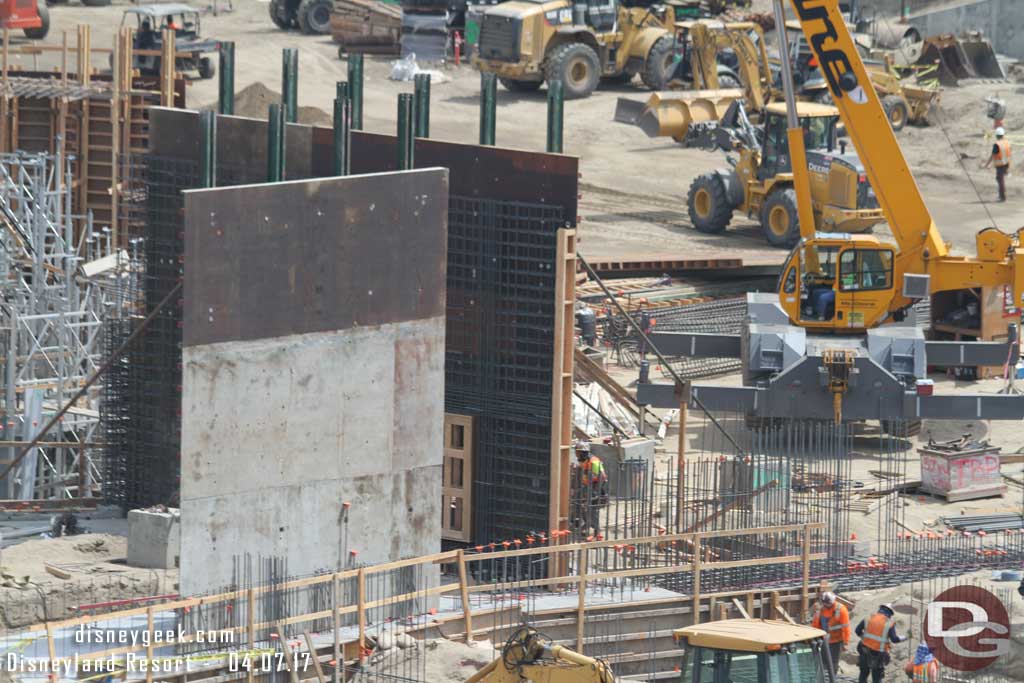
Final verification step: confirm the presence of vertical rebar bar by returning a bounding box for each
[333,83,351,177]
[282,48,298,124]
[347,55,364,130]
[546,80,564,153]
[218,41,235,115]
[414,73,431,138]
[479,72,497,146]
[397,93,415,170]
[199,110,216,189]
[267,103,284,182]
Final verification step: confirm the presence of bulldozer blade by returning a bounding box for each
[614,97,648,124]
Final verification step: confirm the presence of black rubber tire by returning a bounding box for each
[198,57,215,80]
[81,0,112,6]
[297,0,332,35]
[499,78,543,93]
[881,95,909,132]
[24,1,49,40]
[640,34,675,90]
[760,187,801,248]
[687,173,733,234]
[269,0,292,29]
[545,43,601,99]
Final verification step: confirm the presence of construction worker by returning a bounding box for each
[811,591,850,676]
[983,127,1011,202]
[902,642,940,682]
[575,442,608,538]
[855,603,906,683]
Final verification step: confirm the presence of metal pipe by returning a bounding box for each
[479,72,497,146]
[267,103,284,182]
[546,79,564,153]
[397,93,415,170]
[414,73,431,138]
[333,82,351,176]
[772,0,799,131]
[347,55,364,130]
[282,48,299,124]
[199,110,217,188]
[218,41,235,115]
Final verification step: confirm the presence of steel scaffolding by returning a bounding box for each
[0,150,135,501]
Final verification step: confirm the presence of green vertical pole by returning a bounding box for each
[397,93,414,171]
[347,55,364,130]
[479,72,496,146]
[546,80,564,154]
[282,48,298,124]
[218,41,235,116]
[414,73,431,138]
[333,82,351,176]
[200,110,217,188]
[267,103,284,182]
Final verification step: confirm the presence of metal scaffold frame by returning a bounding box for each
[0,150,135,501]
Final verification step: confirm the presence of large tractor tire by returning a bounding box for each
[640,34,675,91]
[761,188,801,248]
[687,173,733,234]
[297,0,333,35]
[545,43,601,99]
[269,0,293,29]
[24,1,49,39]
[499,78,543,93]
[81,0,112,6]
[881,95,909,132]
[198,57,216,80]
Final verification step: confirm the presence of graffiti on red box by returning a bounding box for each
[921,454,1000,492]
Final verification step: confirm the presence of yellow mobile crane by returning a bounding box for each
[634,0,1024,429]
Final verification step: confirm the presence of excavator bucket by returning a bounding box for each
[614,97,649,124]
[630,88,743,141]
[959,35,1004,79]
[918,34,1004,86]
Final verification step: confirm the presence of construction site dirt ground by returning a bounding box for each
[32,0,1024,263]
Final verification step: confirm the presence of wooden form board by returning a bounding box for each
[549,229,576,575]
[442,414,473,542]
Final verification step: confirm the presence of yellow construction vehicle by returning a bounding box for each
[473,0,675,99]
[466,627,615,683]
[674,619,834,682]
[632,93,882,246]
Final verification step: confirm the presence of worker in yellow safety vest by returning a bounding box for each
[855,603,906,683]
[575,442,608,539]
[903,642,940,682]
[984,127,1012,202]
[812,591,850,676]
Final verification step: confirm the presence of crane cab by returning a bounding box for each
[674,619,832,683]
[777,234,898,332]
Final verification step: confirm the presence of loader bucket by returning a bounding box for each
[632,89,743,142]
[959,36,1004,79]
[916,34,1004,86]
[614,97,648,124]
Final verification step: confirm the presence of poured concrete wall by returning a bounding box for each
[179,170,448,596]
[910,0,1024,59]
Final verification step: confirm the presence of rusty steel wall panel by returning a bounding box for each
[182,169,448,347]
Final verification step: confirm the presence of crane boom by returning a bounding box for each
[786,0,947,270]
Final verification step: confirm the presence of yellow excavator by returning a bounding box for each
[466,627,615,683]
[635,0,1024,428]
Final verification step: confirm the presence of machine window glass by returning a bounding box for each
[801,116,831,150]
[724,652,760,682]
[783,266,797,294]
[839,249,893,291]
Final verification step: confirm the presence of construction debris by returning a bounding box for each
[331,0,402,55]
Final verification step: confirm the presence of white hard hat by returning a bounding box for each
[996,127,1006,137]
[822,592,836,605]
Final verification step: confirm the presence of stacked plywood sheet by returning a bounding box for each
[331,0,402,55]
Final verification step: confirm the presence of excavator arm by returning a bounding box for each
[466,628,616,683]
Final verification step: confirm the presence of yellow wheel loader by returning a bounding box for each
[473,0,676,99]
[633,93,882,247]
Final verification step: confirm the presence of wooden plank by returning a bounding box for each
[576,549,588,653]
[732,598,750,619]
[357,568,366,659]
[692,534,701,625]
[549,228,575,577]
[304,632,326,683]
[801,525,811,622]
[44,563,71,580]
[332,577,341,683]
[275,622,300,683]
[247,589,256,683]
[457,550,473,643]
[146,608,154,683]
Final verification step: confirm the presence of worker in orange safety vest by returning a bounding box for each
[855,603,906,683]
[812,591,850,676]
[983,127,1012,202]
[575,442,608,539]
[902,642,940,682]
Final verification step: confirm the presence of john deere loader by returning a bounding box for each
[472,0,677,99]
[633,92,882,247]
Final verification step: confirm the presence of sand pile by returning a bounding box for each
[231,82,333,127]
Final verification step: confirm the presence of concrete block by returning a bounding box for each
[127,508,180,569]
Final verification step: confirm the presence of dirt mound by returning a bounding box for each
[232,81,333,127]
